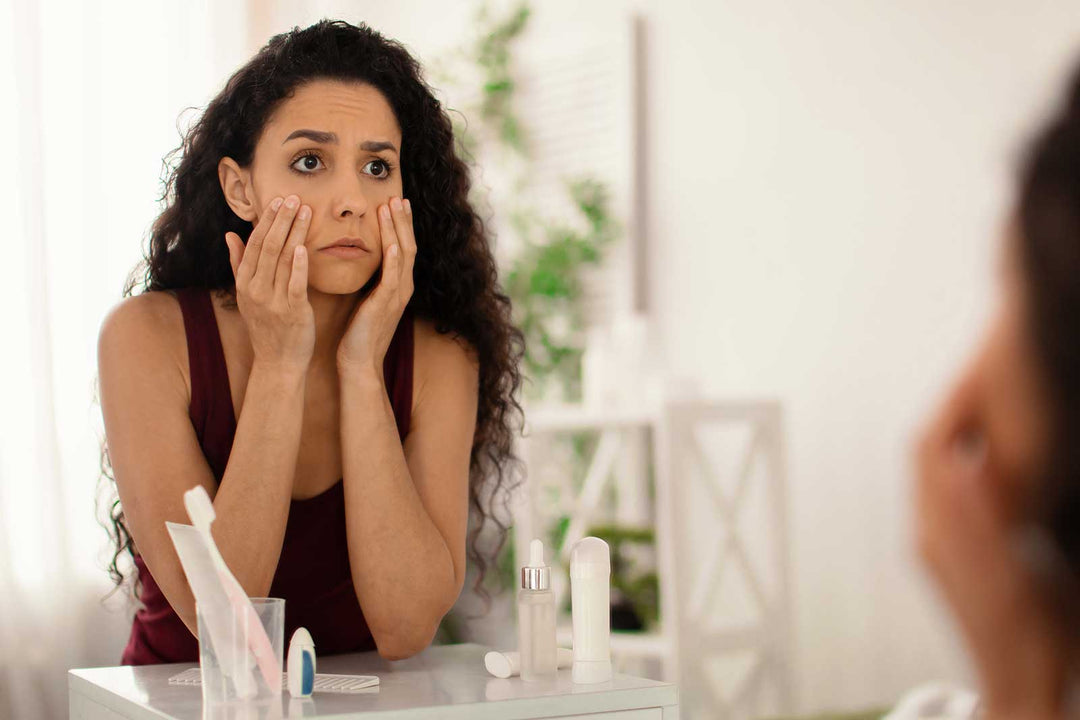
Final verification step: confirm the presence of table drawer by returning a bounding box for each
[557,708,664,720]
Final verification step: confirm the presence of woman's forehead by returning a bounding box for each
[264,80,401,142]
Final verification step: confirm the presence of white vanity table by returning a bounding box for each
[69,643,679,719]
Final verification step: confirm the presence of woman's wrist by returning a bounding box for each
[339,368,386,398]
[337,355,385,388]
[249,357,309,389]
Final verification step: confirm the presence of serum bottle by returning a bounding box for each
[518,538,557,681]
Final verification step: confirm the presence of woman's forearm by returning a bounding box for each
[339,368,458,658]
[207,361,306,598]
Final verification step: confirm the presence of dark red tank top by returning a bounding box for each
[121,287,414,665]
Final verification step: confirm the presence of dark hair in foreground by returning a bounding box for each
[1017,64,1080,642]
[100,20,524,601]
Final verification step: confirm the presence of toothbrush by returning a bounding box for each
[167,521,257,699]
[184,486,283,695]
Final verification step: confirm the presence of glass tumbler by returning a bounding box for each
[197,597,285,706]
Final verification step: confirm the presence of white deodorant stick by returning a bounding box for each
[570,536,612,684]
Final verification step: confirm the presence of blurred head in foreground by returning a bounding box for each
[918,65,1080,715]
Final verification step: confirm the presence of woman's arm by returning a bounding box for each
[99,293,307,636]
[339,321,477,660]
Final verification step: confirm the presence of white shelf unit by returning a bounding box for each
[515,398,794,719]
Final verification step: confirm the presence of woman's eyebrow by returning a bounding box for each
[282,129,399,155]
[283,129,336,144]
[360,140,398,155]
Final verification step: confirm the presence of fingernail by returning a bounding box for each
[403,199,411,214]
[271,197,284,211]
[391,197,403,212]
[298,205,311,220]
[285,195,299,209]
[380,205,391,220]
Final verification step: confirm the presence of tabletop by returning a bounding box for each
[69,643,679,720]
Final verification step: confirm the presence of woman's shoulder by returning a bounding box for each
[97,290,189,392]
[411,318,479,400]
[412,319,477,365]
[99,290,184,346]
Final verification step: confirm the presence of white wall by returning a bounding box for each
[87,0,1080,714]
[2,5,250,714]
[637,0,1080,713]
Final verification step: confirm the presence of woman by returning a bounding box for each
[917,68,1080,715]
[98,20,522,665]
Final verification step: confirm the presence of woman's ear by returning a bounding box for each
[218,157,257,222]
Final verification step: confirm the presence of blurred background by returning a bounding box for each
[4,0,1080,718]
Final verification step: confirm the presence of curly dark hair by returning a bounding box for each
[100,19,524,602]
[1017,62,1080,646]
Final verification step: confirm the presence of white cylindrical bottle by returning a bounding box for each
[570,536,612,684]
[518,538,557,681]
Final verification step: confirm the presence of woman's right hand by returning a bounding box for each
[224,195,315,372]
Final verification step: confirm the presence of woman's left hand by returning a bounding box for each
[337,197,416,378]
[916,370,1067,718]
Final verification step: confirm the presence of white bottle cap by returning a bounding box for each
[485,650,517,679]
[521,538,550,591]
[570,536,611,578]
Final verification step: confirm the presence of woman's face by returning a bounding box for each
[226,79,404,295]
[958,229,1052,514]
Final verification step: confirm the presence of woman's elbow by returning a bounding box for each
[363,577,461,660]
[372,622,438,661]
[370,596,456,660]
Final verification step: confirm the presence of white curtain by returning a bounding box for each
[0,1,248,717]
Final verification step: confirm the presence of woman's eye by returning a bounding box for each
[363,159,390,179]
[292,154,324,173]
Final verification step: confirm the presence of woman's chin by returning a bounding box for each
[307,269,377,297]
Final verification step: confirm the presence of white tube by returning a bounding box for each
[484,648,573,679]
[570,537,612,684]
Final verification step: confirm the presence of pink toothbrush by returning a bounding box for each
[184,486,282,695]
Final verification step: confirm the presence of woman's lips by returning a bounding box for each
[319,246,369,259]
[318,237,371,259]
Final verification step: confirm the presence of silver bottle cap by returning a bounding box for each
[521,538,551,590]
[521,565,550,591]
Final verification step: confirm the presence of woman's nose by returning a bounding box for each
[332,173,369,219]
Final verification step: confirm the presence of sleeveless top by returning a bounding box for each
[121,288,414,665]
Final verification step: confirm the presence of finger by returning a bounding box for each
[390,197,417,257]
[391,198,417,294]
[287,246,308,309]
[275,204,311,293]
[252,195,300,287]
[378,202,399,257]
[224,232,243,281]
[378,243,401,296]
[241,197,283,283]
[925,365,983,461]
[916,366,998,568]
[916,366,982,517]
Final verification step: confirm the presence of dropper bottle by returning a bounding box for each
[518,538,557,681]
